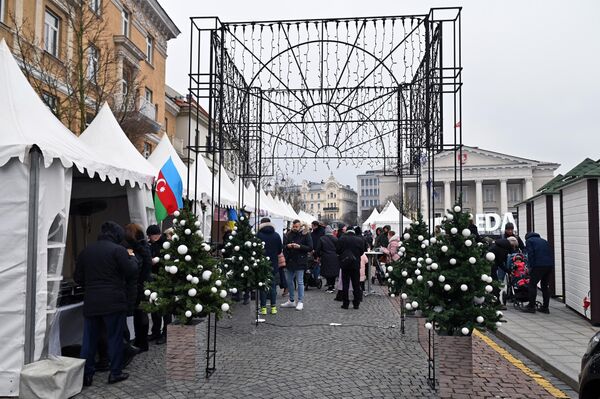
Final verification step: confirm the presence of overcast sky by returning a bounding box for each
[161,0,600,188]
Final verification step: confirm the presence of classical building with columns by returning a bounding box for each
[357,146,560,226]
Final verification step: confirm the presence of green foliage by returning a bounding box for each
[418,204,505,335]
[220,208,272,294]
[386,213,430,301]
[142,205,229,324]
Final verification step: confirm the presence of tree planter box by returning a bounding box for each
[166,320,203,381]
[436,334,473,398]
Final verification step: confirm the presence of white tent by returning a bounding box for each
[361,208,380,232]
[147,134,197,198]
[212,165,237,206]
[297,210,317,225]
[80,104,156,227]
[372,202,412,233]
[0,38,144,396]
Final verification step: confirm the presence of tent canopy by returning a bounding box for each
[373,202,412,233]
[361,208,380,231]
[80,104,155,188]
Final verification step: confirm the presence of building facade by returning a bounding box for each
[357,146,559,230]
[0,0,179,154]
[299,175,358,225]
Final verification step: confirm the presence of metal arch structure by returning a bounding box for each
[187,9,463,384]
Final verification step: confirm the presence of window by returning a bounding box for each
[483,185,496,203]
[508,184,522,203]
[310,203,314,210]
[0,0,5,23]
[89,0,101,14]
[311,193,314,200]
[164,117,168,133]
[122,9,130,37]
[142,142,151,158]
[41,92,58,115]
[87,44,99,82]
[44,10,60,57]
[317,203,320,210]
[146,36,154,64]
[145,88,153,103]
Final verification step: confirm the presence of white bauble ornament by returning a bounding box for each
[418,235,424,241]
[179,220,186,226]
[460,284,468,292]
[425,322,433,330]
[449,258,457,265]
[221,303,230,312]
[476,316,484,323]
[197,264,204,270]
[431,263,439,270]
[465,240,473,247]
[433,305,443,313]
[188,288,197,297]
[446,213,454,221]
[172,234,179,241]
[401,293,408,300]
[486,276,493,283]
[415,221,420,225]
[152,257,160,264]
[258,282,264,287]
[406,278,414,285]
[474,296,485,305]
[144,289,151,297]
[415,269,421,276]
[240,216,245,221]
[252,252,256,256]
[172,218,178,224]
[421,244,426,249]
[195,304,203,313]
[252,242,257,247]
[221,249,226,253]
[228,236,233,240]
[186,274,193,282]
[401,271,408,277]
[485,252,496,262]
[444,284,451,291]
[173,210,180,217]
[430,237,437,244]
[441,246,448,253]
[423,239,429,246]
[468,257,476,264]
[454,205,462,212]
[203,244,211,252]
[162,241,171,250]
[219,290,227,298]
[496,311,503,317]
[485,285,493,293]
[387,266,393,272]
[405,303,413,310]
[231,288,238,294]
[169,266,178,274]
[411,301,419,309]
[427,280,434,287]
[426,258,432,265]
[150,292,158,300]
[411,257,417,262]
[231,231,237,236]
[481,274,489,281]
[185,310,192,318]
[390,293,395,298]
[238,257,243,261]
[450,227,458,235]
[243,266,249,272]
[202,270,212,281]
[403,233,410,240]
[234,246,240,252]
[496,322,502,328]
[418,257,424,262]
[461,327,470,335]
[192,277,199,284]
[417,263,422,268]
[438,275,446,282]
[399,247,406,253]
[240,273,245,277]
[194,221,201,227]
[215,280,222,287]
[385,273,389,278]
[164,265,170,272]
[185,255,192,262]
[211,287,218,294]
[185,229,192,235]
[462,228,471,237]
[417,275,423,281]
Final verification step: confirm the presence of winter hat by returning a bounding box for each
[325,226,333,235]
[146,224,161,236]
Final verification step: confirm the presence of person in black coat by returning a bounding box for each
[256,218,283,314]
[489,238,512,282]
[281,220,313,310]
[310,221,325,280]
[503,223,525,250]
[146,225,171,344]
[74,221,137,386]
[523,232,555,313]
[316,226,339,292]
[336,228,368,309]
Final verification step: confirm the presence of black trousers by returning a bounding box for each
[528,268,552,308]
[341,267,362,306]
[133,309,149,350]
[325,276,336,289]
[151,312,172,337]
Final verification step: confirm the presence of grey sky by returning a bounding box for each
[161,0,600,189]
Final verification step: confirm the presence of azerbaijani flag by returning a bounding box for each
[154,157,183,222]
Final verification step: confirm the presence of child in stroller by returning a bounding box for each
[501,252,531,307]
[304,253,323,289]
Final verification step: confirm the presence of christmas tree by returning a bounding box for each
[220,208,272,297]
[386,213,431,309]
[419,204,504,336]
[142,204,230,324]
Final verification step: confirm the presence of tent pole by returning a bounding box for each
[25,147,41,364]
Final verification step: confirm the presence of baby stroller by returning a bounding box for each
[304,255,323,289]
[502,253,537,309]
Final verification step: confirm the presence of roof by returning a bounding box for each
[143,0,181,40]
[80,104,156,188]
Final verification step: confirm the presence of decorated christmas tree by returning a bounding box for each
[386,213,431,309]
[419,204,504,335]
[142,205,230,323]
[220,208,272,297]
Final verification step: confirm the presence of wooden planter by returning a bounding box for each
[166,320,202,381]
[436,334,473,398]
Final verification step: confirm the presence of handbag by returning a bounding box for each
[278,253,286,268]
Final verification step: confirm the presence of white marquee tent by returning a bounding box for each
[361,208,380,232]
[372,202,412,233]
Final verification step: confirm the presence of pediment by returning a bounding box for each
[433,146,540,168]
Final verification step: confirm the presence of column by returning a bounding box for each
[525,178,534,200]
[34,0,44,45]
[475,180,483,216]
[421,181,429,217]
[444,181,452,212]
[500,179,508,216]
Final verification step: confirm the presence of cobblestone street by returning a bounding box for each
[75,285,577,399]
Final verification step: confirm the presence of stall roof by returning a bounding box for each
[80,104,156,188]
[147,134,196,197]
[0,39,116,179]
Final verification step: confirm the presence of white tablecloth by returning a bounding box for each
[48,302,84,356]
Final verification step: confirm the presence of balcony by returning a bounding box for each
[114,94,161,134]
[138,97,157,121]
[323,206,339,211]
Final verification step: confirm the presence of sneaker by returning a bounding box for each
[295,302,304,311]
[326,289,334,294]
[280,300,295,308]
[538,307,550,314]
[270,306,277,315]
[260,307,267,315]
